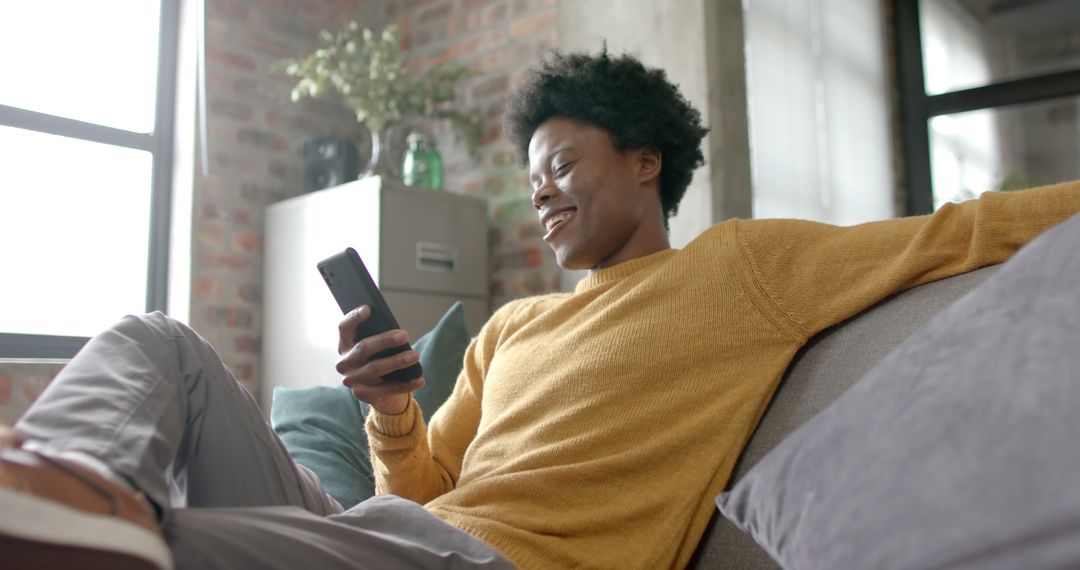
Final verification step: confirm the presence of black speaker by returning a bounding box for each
[302,136,359,193]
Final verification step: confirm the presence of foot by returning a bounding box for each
[0,447,173,570]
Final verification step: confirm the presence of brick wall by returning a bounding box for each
[191,0,384,397]
[386,0,562,310]
[0,361,65,426]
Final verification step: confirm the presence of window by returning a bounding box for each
[895,0,1080,214]
[746,0,895,225]
[0,0,180,357]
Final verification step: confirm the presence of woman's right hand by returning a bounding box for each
[336,305,425,415]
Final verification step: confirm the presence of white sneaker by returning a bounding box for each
[0,447,173,570]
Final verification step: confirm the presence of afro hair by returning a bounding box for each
[503,48,709,222]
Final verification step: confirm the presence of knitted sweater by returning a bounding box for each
[367,182,1080,569]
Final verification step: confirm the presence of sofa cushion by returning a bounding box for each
[690,264,998,569]
[714,212,1080,569]
[271,301,470,509]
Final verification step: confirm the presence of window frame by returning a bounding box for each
[894,0,1080,215]
[0,0,180,358]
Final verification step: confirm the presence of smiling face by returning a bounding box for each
[527,117,669,271]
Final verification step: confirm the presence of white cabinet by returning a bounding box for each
[261,176,489,411]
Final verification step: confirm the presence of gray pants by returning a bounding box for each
[15,312,512,570]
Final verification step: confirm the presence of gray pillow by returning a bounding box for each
[717,212,1080,570]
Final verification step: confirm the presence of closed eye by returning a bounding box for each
[554,161,575,177]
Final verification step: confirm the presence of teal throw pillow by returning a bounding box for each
[411,301,472,422]
[271,301,471,508]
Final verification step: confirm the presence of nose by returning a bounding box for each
[531,180,558,211]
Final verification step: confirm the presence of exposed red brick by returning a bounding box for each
[328,0,365,11]
[233,210,253,226]
[482,2,508,26]
[253,0,299,11]
[20,376,49,404]
[460,30,507,57]
[427,44,461,67]
[517,221,543,240]
[494,247,542,270]
[205,47,257,72]
[509,9,555,40]
[197,226,225,248]
[235,31,294,58]
[491,148,515,166]
[232,231,262,253]
[241,183,292,204]
[198,252,254,271]
[195,277,221,299]
[233,362,255,382]
[238,284,262,304]
[268,159,299,180]
[471,74,508,99]
[538,28,557,51]
[207,0,251,22]
[205,69,235,92]
[237,128,288,151]
[207,306,255,328]
[235,336,262,354]
[466,9,481,31]
[482,175,507,196]
[207,98,254,121]
[418,1,453,24]
[0,375,11,406]
[210,151,257,171]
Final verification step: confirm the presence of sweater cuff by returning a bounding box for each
[367,398,419,438]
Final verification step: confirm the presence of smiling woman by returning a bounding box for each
[0,1,178,355]
[526,117,668,270]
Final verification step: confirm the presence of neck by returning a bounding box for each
[589,211,670,272]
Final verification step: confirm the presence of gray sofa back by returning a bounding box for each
[689,265,999,569]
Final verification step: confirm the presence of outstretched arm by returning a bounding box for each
[736,181,1080,339]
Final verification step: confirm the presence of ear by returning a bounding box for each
[635,147,662,185]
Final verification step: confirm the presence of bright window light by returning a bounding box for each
[0,1,160,132]
[0,126,153,337]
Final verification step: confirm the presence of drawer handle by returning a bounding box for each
[417,241,456,273]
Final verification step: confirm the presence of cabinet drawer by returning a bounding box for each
[378,187,488,297]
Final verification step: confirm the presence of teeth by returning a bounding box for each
[545,210,574,231]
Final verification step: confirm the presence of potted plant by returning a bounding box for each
[274,22,482,179]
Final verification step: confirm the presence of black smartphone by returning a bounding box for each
[317,247,423,382]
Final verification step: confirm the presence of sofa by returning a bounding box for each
[688,209,1080,568]
[686,264,998,568]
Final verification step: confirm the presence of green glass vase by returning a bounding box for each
[401,133,444,191]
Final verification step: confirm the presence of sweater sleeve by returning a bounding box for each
[365,301,516,504]
[736,180,1080,339]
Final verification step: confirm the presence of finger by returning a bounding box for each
[336,329,410,374]
[341,348,421,384]
[337,305,371,353]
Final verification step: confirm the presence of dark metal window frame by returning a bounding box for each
[894,0,1080,215]
[0,0,180,359]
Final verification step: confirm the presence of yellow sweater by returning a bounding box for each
[367,182,1080,569]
